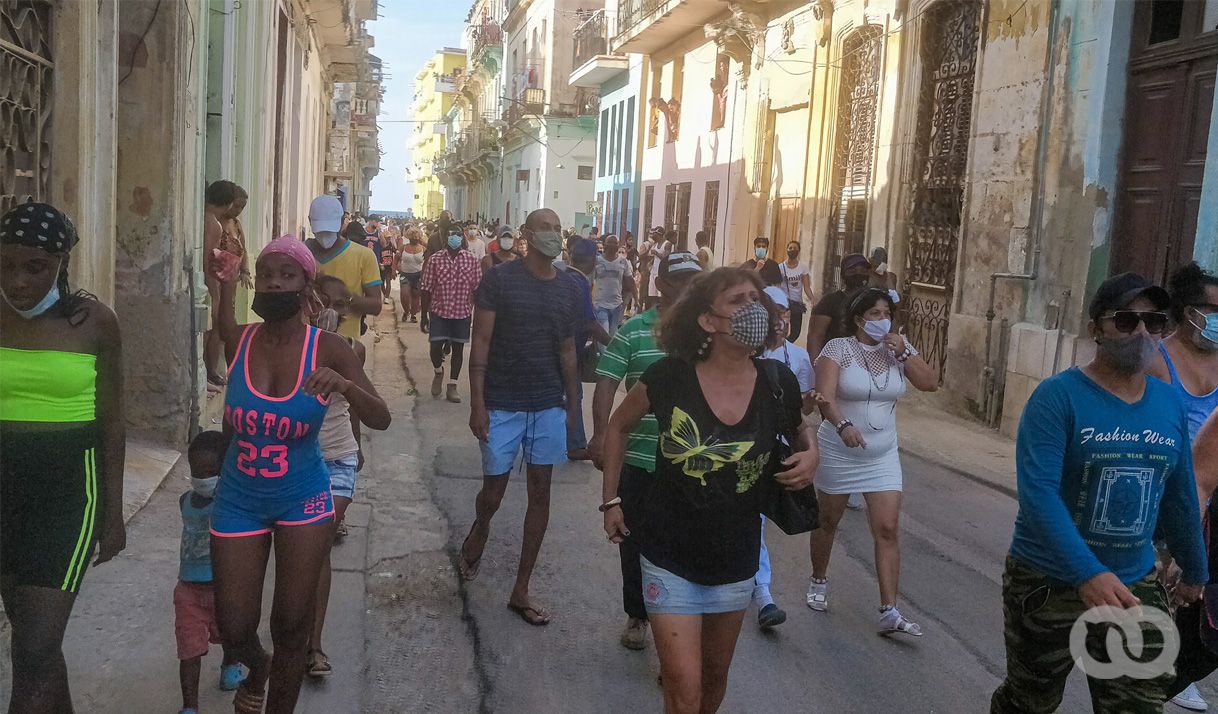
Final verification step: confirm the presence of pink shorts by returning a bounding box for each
[174,580,222,660]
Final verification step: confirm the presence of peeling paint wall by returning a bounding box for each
[994,0,1137,436]
[113,0,209,445]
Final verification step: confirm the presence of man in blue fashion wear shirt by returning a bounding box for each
[991,272,1208,714]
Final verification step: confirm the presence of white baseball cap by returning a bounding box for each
[309,195,344,233]
[763,286,790,309]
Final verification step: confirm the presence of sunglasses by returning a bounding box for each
[1100,310,1168,335]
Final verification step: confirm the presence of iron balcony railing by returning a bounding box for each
[573,10,611,68]
[471,22,502,61]
[615,0,666,40]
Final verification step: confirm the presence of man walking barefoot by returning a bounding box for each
[460,208,584,626]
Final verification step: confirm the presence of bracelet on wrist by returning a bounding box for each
[835,419,853,435]
[599,496,622,513]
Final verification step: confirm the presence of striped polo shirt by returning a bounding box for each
[594,307,664,472]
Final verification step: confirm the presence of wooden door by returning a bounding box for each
[1114,0,1218,281]
[772,197,800,249]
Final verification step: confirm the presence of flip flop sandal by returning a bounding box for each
[233,682,265,714]
[507,603,551,626]
[458,533,481,581]
[307,649,332,677]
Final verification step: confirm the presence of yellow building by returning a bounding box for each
[411,48,467,218]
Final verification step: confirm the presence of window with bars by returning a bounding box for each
[664,183,677,233]
[823,25,884,291]
[643,185,654,232]
[702,181,720,249]
[675,182,691,249]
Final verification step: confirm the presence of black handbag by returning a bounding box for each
[758,359,820,535]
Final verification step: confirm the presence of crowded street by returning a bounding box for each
[5,0,1218,712]
[3,303,1211,713]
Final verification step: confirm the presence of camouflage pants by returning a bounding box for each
[990,557,1174,714]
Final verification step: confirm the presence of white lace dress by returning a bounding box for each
[814,336,914,494]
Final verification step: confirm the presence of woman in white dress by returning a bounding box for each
[805,288,938,636]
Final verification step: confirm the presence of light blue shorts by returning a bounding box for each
[640,556,753,615]
[326,454,359,500]
[480,407,567,475]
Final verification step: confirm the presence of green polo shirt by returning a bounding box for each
[595,307,665,472]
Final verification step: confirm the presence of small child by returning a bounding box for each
[176,431,247,714]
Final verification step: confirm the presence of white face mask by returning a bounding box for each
[316,231,339,250]
[1,257,63,320]
[499,236,514,250]
[191,476,219,499]
[862,318,891,341]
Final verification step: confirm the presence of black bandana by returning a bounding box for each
[0,202,79,253]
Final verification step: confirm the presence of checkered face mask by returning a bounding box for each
[724,301,770,350]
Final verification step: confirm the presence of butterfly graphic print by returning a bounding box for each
[660,406,754,486]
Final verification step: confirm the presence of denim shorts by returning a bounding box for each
[327,454,359,500]
[640,556,753,615]
[480,407,567,475]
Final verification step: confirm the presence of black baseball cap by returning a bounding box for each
[1088,272,1170,321]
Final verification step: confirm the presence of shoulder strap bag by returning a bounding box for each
[757,359,820,535]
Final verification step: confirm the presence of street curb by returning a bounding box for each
[898,444,1017,499]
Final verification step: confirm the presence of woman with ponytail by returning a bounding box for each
[0,202,127,713]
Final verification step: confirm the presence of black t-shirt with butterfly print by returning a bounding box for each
[636,356,802,586]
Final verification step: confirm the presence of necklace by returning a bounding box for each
[851,338,892,393]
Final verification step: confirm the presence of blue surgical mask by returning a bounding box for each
[447,234,463,250]
[863,318,892,342]
[1,258,62,319]
[754,247,767,259]
[1190,309,1218,350]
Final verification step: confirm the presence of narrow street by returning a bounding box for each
[5,306,1215,713]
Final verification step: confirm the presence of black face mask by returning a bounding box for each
[251,290,303,322]
[844,274,869,290]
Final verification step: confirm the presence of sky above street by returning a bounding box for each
[369,0,469,213]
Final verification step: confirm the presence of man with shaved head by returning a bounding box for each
[459,208,585,626]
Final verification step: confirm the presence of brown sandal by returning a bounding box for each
[233,682,265,714]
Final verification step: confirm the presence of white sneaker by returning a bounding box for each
[878,606,923,637]
[1173,684,1209,711]
[847,493,865,510]
[806,577,828,611]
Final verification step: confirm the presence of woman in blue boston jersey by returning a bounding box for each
[209,236,390,714]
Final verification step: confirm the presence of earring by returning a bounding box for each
[697,334,712,356]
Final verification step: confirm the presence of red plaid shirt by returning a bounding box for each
[419,250,482,319]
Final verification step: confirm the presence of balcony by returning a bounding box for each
[435,72,460,94]
[505,87,546,125]
[471,22,503,72]
[613,0,724,54]
[552,87,600,117]
[570,10,629,88]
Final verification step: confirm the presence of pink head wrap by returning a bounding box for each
[258,234,317,281]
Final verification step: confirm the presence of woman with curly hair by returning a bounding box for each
[599,266,819,714]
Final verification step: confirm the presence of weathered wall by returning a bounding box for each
[114,0,209,446]
[1194,86,1218,270]
[939,0,1051,419]
[997,0,1136,436]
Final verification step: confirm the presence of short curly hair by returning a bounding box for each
[657,267,783,363]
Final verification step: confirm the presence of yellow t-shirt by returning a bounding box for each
[317,240,383,339]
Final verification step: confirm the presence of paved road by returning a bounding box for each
[371,311,1209,713]
[5,307,1214,713]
